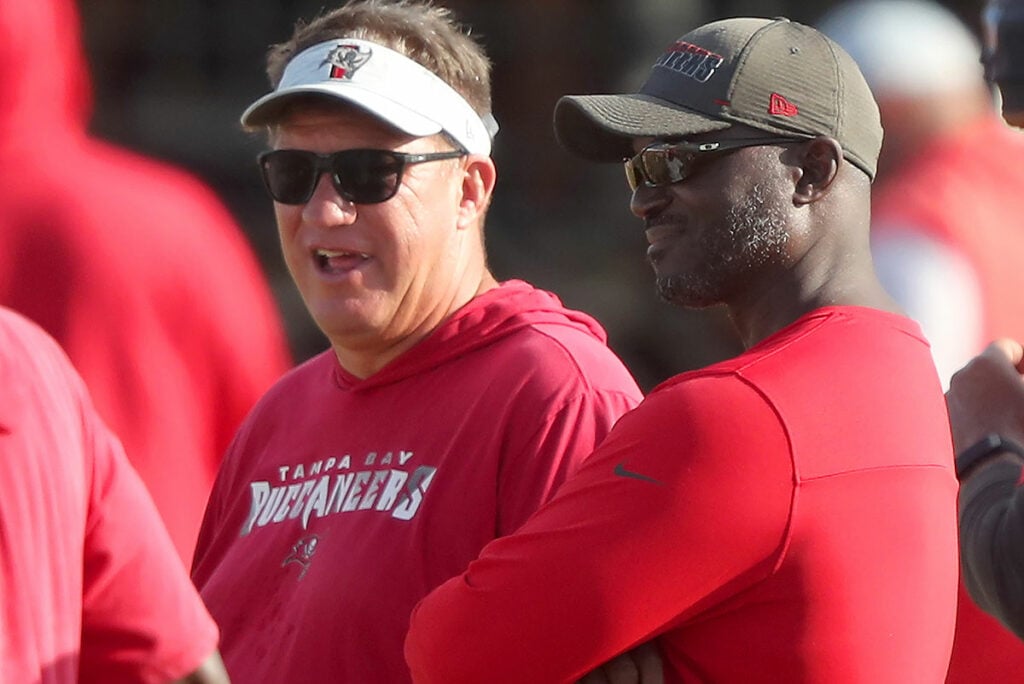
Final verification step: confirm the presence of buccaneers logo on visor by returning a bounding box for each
[322,43,372,80]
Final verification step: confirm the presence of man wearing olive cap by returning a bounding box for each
[406,16,958,683]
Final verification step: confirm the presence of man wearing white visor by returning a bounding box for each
[189,2,642,682]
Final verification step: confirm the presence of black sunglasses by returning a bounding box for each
[623,137,798,191]
[258,148,466,205]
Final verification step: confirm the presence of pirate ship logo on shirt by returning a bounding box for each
[321,43,372,80]
[282,534,320,580]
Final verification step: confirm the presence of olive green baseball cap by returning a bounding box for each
[554,17,883,179]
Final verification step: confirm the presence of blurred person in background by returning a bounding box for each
[820,1,1024,679]
[947,339,1024,644]
[189,2,642,682]
[820,0,1024,387]
[0,307,229,684]
[940,0,1024,668]
[984,0,1024,126]
[0,0,293,566]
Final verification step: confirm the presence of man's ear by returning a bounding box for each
[792,137,841,206]
[457,156,497,230]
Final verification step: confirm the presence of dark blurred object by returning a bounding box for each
[983,0,1024,124]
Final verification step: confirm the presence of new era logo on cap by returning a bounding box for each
[769,92,798,116]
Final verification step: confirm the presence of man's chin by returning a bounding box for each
[655,277,717,309]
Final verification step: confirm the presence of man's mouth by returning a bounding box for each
[644,223,683,246]
[315,248,370,272]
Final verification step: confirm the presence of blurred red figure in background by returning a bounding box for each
[821,2,1024,680]
[0,0,293,565]
[0,308,230,683]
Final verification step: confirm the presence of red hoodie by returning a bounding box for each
[192,280,643,684]
[0,0,292,565]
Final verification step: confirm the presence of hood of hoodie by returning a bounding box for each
[334,280,610,391]
[0,0,91,149]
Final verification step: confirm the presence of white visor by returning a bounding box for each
[241,38,497,155]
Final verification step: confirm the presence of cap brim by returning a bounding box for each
[241,83,442,137]
[554,93,732,162]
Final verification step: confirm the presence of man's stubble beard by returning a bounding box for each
[655,182,791,308]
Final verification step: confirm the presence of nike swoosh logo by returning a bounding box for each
[613,462,664,486]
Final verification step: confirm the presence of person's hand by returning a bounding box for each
[947,338,1024,453]
[576,642,664,684]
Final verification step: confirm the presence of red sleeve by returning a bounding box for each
[405,375,793,683]
[78,394,220,683]
[497,389,640,536]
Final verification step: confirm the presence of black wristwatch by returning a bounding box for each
[955,433,1024,480]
